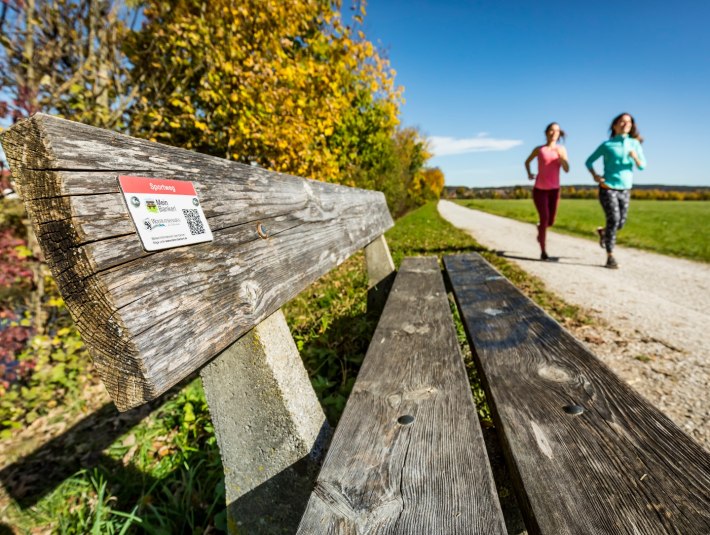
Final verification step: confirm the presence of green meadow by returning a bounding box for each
[455,199,710,263]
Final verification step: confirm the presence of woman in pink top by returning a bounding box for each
[524,122,569,260]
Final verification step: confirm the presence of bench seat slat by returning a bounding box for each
[444,253,710,534]
[2,114,394,411]
[298,256,507,534]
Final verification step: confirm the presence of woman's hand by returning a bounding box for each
[628,149,642,167]
[593,174,605,184]
[524,147,540,180]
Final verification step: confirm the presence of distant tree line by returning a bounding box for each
[446,185,710,201]
[0,0,443,215]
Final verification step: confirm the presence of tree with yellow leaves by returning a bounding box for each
[126,0,402,185]
[0,0,137,129]
[421,167,445,199]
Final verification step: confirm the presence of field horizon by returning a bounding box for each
[454,198,709,263]
[446,183,710,192]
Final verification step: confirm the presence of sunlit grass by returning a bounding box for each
[456,198,710,262]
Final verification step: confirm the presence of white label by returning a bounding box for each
[118,175,213,252]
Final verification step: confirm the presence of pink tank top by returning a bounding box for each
[535,145,561,190]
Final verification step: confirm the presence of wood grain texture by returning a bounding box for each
[444,253,710,535]
[1,114,393,411]
[297,257,507,534]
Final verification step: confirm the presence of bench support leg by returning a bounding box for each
[200,309,330,533]
[365,234,395,316]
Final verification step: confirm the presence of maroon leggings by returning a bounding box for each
[532,188,560,251]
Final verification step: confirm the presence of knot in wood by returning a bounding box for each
[538,365,572,383]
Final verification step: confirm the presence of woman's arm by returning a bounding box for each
[557,146,570,173]
[585,143,605,183]
[525,147,540,180]
[628,140,646,170]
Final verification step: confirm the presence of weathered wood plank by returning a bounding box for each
[297,257,507,534]
[444,253,710,535]
[2,114,393,410]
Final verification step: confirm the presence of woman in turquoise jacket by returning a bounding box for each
[585,113,646,269]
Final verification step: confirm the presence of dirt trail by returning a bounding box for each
[438,199,710,448]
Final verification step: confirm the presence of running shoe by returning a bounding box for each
[596,227,605,249]
[541,252,549,261]
[605,255,619,269]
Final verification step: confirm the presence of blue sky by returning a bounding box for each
[364,0,710,187]
[2,1,707,189]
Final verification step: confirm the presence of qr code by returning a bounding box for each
[183,208,206,235]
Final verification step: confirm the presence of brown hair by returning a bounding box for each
[609,113,643,142]
[545,122,566,142]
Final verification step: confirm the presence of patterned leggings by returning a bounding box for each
[598,187,630,253]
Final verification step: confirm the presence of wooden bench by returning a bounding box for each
[442,255,710,534]
[297,253,710,533]
[3,114,709,534]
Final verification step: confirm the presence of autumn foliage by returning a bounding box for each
[0,0,135,129]
[1,0,442,212]
[127,1,398,182]
[0,0,445,427]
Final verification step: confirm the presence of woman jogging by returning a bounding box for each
[585,113,646,269]
[524,122,569,260]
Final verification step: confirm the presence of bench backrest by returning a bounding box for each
[2,113,393,411]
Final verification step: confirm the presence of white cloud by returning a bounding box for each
[429,134,523,156]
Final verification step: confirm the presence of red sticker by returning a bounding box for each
[118,175,197,196]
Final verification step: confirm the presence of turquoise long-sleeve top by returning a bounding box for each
[585,135,646,190]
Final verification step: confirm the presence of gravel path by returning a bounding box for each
[438,199,710,449]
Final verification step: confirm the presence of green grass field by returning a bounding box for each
[455,199,710,262]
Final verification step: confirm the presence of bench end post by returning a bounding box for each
[364,234,395,316]
[200,310,330,532]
